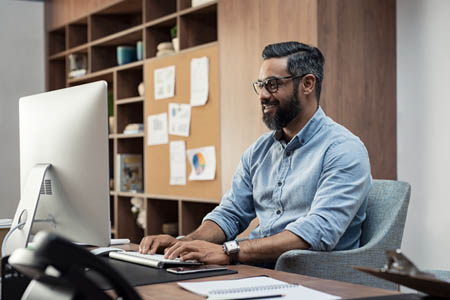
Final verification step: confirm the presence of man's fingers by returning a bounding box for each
[164,241,185,258]
[168,244,198,260]
[140,237,154,253]
[180,251,201,262]
[149,239,160,254]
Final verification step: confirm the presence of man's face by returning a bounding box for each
[257,58,302,130]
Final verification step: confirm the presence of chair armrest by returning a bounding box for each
[275,248,396,290]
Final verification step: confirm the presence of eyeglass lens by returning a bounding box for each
[253,78,278,95]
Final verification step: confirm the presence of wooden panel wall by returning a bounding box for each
[45,0,121,30]
[219,0,397,190]
[318,0,397,179]
[218,0,319,193]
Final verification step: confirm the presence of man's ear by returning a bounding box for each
[301,74,316,96]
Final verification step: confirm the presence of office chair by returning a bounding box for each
[275,179,411,290]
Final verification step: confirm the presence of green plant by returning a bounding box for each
[170,25,177,39]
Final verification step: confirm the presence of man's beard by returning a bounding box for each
[262,92,301,130]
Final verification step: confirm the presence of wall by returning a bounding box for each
[397,0,450,270]
[219,0,397,195]
[0,1,45,218]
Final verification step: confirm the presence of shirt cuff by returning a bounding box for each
[285,215,326,251]
[203,211,237,241]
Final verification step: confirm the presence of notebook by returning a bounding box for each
[178,276,341,300]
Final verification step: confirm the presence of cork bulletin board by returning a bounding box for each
[144,44,221,201]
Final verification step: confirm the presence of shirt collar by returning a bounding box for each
[273,106,327,147]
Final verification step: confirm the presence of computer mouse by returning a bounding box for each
[90,247,123,256]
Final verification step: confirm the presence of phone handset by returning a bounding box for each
[8,231,142,300]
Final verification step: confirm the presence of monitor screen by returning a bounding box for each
[3,81,110,256]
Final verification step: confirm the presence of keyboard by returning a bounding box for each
[109,251,202,269]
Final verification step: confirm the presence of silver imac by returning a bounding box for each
[3,81,110,256]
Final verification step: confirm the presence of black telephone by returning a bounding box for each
[5,231,142,300]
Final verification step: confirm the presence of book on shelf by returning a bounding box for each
[68,53,87,78]
[123,123,144,135]
[116,154,143,193]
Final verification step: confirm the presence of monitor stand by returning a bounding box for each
[3,163,52,257]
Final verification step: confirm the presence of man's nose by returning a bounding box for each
[259,86,271,101]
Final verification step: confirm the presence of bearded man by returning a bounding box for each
[139,41,372,268]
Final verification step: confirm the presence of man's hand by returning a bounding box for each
[164,240,230,265]
[139,234,178,254]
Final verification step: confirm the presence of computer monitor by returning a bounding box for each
[2,81,110,256]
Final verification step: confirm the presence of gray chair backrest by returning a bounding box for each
[360,179,411,250]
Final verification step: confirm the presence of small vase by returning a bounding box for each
[172,37,179,52]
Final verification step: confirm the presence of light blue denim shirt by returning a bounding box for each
[204,106,372,251]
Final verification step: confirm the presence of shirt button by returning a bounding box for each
[286,151,291,157]
[277,181,282,186]
[276,210,281,215]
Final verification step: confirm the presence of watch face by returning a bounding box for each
[226,240,239,253]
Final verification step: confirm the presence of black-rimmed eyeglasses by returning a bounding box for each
[252,74,304,95]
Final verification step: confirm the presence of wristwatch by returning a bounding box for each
[223,240,240,264]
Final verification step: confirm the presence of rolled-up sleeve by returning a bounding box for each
[285,139,372,251]
[203,148,256,241]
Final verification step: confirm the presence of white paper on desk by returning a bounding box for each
[147,113,168,146]
[190,56,209,106]
[168,103,191,137]
[178,276,341,300]
[170,140,186,185]
[154,65,175,100]
[186,146,215,181]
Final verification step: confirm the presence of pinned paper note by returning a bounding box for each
[187,146,216,181]
[147,113,168,146]
[190,57,209,106]
[170,141,187,185]
[169,103,191,137]
[154,65,175,100]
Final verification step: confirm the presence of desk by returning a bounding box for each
[111,244,400,299]
[131,264,399,299]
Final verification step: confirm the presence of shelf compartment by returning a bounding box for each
[67,49,89,80]
[145,17,177,59]
[117,196,144,243]
[179,2,217,50]
[145,0,177,22]
[48,26,66,56]
[180,201,217,235]
[68,17,88,49]
[48,59,66,91]
[91,46,118,72]
[178,0,192,10]
[117,135,144,154]
[90,0,143,42]
[146,198,179,236]
[91,28,143,73]
[117,65,143,99]
[116,101,144,135]
[92,26,143,47]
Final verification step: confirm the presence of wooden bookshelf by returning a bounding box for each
[46,0,397,244]
[46,0,219,243]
